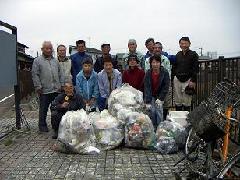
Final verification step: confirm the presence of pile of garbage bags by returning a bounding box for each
[108,84,156,150]
[90,110,124,150]
[54,85,188,155]
[155,120,187,154]
[56,109,124,154]
[125,112,156,149]
[58,110,98,154]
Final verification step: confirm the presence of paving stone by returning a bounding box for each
[0,110,188,179]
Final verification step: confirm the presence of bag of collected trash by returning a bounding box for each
[117,107,134,122]
[125,112,156,149]
[156,120,187,152]
[108,84,144,117]
[90,110,124,150]
[155,136,178,154]
[57,109,99,154]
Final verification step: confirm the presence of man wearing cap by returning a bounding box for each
[172,37,199,111]
[122,54,145,92]
[94,43,118,73]
[122,39,144,70]
[70,40,91,86]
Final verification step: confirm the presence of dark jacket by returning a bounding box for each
[172,50,199,82]
[144,67,170,103]
[50,93,84,113]
[70,52,91,85]
[94,54,118,73]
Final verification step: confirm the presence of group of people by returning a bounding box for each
[32,37,199,139]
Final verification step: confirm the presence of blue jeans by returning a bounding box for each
[39,92,58,130]
[150,97,163,130]
[98,97,107,111]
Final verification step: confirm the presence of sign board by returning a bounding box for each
[0,30,17,87]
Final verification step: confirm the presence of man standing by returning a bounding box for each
[123,39,144,69]
[172,37,199,111]
[70,40,91,86]
[32,41,64,132]
[94,43,118,73]
[57,45,72,83]
[153,42,171,75]
[145,38,155,59]
[122,54,145,92]
[98,55,122,111]
[145,42,171,75]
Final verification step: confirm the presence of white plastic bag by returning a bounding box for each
[58,110,99,154]
[108,84,144,117]
[90,110,124,150]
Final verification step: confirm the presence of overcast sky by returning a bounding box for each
[0,0,239,57]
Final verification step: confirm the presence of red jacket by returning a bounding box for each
[123,67,145,91]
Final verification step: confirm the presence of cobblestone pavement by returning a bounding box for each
[0,111,186,180]
[0,107,16,139]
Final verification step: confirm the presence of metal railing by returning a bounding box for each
[192,57,240,151]
[194,56,240,107]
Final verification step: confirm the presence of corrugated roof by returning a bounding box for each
[17,42,29,48]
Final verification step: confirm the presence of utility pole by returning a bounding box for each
[87,37,91,47]
[199,47,203,56]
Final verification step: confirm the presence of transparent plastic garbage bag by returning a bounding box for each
[57,109,99,154]
[90,110,124,150]
[155,136,178,154]
[108,84,144,117]
[125,112,156,149]
[156,120,187,152]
